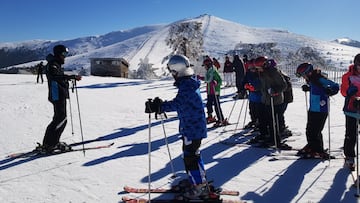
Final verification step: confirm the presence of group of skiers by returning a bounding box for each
[39,44,360,200]
[145,53,360,200]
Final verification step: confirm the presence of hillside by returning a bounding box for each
[1,14,360,76]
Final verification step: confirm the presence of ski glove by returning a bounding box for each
[354,97,360,110]
[267,88,279,97]
[347,85,358,97]
[301,84,310,92]
[325,85,339,96]
[145,97,166,119]
[244,83,255,91]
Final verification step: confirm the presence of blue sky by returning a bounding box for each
[0,0,359,43]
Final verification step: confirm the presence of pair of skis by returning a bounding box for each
[6,142,114,159]
[122,186,246,203]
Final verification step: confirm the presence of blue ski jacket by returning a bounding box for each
[161,76,207,141]
[308,73,339,113]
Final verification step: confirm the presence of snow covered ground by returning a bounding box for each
[0,74,357,203]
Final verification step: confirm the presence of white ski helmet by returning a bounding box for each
[167,55,194,78]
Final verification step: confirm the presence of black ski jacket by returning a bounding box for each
[45,54,75,102]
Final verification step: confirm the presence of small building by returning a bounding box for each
[90,58,129,77]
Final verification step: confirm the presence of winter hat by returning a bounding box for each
[296,63,313,77]
[253,56,268,68]
[202,57,213,67]
[53,44,69,57]
[354,54,360,65]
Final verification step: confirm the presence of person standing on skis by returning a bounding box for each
[296,62,339,159]
[242,59,262,130]
[198,56,229,127]
[223,55,234,87]
[251,57,290,149]
[41,45,81,153]
[341,53,360,168]
[145,55,214,200]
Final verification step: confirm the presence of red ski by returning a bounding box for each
[121,196,246,203]
[124,185,239,196]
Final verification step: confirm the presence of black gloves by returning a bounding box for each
[325,85,339,96]
[354,97,360,110]
[145,97,166,119]
[302,84,310,92]
[347,85,358,97]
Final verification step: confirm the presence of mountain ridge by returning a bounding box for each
[1,14,359,75]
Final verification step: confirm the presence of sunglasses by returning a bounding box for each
[61,51,69,57]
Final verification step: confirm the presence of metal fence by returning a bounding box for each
[279,66,347,86]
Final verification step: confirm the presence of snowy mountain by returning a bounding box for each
[333,37,360,48]
[1,14,360,76]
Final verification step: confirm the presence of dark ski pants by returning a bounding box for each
[206,94,224,121]
[37,73,43,83]
[182,138,206,185]
[258,103,284,144]
[306,111,327,153]
[43,99,67,148]
[249,101,261,124]
[344,115,358,158]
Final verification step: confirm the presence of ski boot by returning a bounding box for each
[207,115,217,124]
[171,179,192,193]
[34,143,57,155]
[345,157,355,171]
[176,183,220,201]
[56,142,72,152]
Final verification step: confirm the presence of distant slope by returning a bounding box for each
[333,37,360,48]
[2,14,360,76]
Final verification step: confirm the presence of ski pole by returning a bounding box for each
[227,97,237,121]
[222,96,237,133]
[355,97,360,196]
[356,115,359,197]
[270,96,278,151]
[68,80,75,135]
[146,99,152,202]
[74,80,85,156]
[234,98,246,133]
[159,114,176,178]
[68,98,74,135]
[242,99,249,128]
[212,84,224,123]
[305,91,308,111]
[327,97,331,163]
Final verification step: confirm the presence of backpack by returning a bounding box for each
[282,73,293,103]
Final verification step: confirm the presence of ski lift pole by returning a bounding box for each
[74,80,85,156]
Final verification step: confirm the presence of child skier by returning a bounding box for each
[198,57,229,127]
[296,62,339,159]
[145,55,215,200]
[341,53,360,168]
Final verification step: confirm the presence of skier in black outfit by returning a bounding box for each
[36,61,44,83]
[232,55,246,99]
[42,45,81,153]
